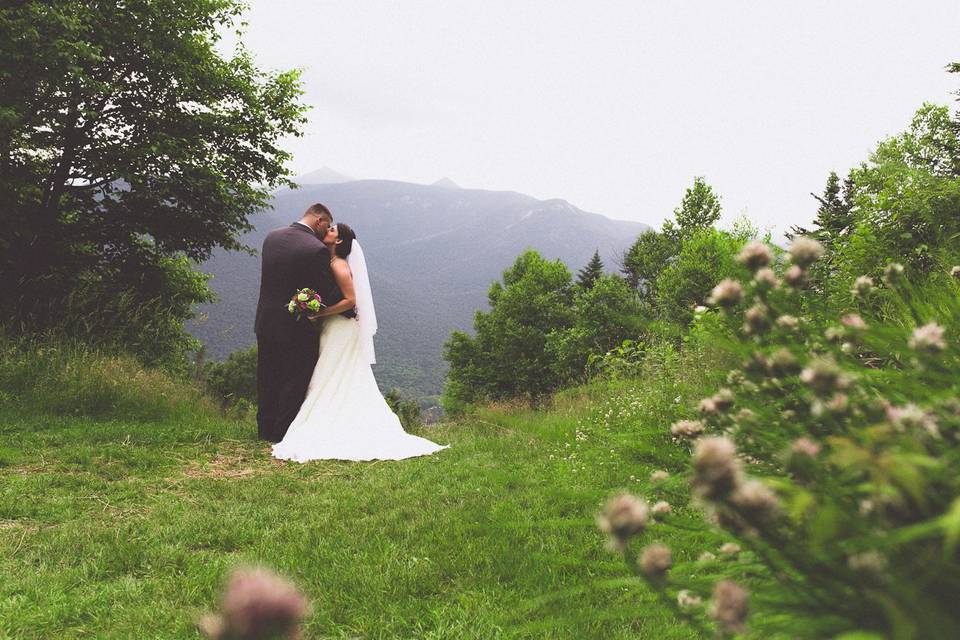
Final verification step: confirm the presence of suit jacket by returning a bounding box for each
[255,223,341,344]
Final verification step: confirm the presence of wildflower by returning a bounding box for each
[737,241,773,271]
[698,551,717,562]
[883,262,904,286]
[677,590,702,609]
[597,494,649,550]
[199,568,309,640]
[783,265,808,288]
[650,470,670,482]
[841,314,867,331]
[828,393,850,414]
[753,267,779,291]
[824,326,845,343]
[699,397,718,415]
[777,316,800,333]
[734,408,755,424]
[712,388,735,411]
[768,348,799,376]
[952,265,960,279]
[885,403,940,437]
[847,551,887,575]
[719,542,741,556]
[788,236,824,268]
[909,322,946,354]
[710,580,750,634]
[800,357,848,395]
[841,341,856,354]
[731,480,780,521]
[692,436,742,499]
[652,501,672,517]
[743,303,770,334]
[638,544,672,578]
[708,278,744,309]
[694,305,708,314]
[851,275,874,298]
[791,437,820,457]
[671,419,705,438]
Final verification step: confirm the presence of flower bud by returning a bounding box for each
[784,265,808,288]
[638,544,672,578]
[692,437,742,499]
[597,494,649,550]
[788,237,824,268]
[909,322,946,354]
[710,581,750,634]
[737,241,773,271]
[671,419,705,438]
[707,278,744,309]
[851,275,874,299]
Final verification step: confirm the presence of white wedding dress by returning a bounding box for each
[271,242,447,463]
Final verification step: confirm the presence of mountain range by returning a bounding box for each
[189,171,649,404]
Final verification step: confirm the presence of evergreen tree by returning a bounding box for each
[810,171,855,246]
[576,250,604,289]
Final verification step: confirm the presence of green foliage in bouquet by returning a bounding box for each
[598,237,960,638]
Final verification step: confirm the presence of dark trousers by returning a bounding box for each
[256,333,320,443]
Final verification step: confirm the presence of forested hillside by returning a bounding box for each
[191,179,647,403]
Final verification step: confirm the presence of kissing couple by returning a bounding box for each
[253,203,447,462]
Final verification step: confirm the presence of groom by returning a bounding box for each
[254,203,340,443]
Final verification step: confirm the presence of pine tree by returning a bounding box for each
[577,250,605,289]
[808,171,854,242]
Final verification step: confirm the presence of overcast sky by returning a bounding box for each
[227,1,959,237]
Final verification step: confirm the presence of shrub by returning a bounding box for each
[384,388,424,432]
[204,345,258,407]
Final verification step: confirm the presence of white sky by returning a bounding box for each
[227,1,959,237]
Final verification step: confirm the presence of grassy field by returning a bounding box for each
[0,359,732,639]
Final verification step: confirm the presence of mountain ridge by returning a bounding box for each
[190,177,649,403]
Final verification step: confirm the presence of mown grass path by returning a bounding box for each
[0,384,717,639]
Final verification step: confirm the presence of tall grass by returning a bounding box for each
[0,333,220,423]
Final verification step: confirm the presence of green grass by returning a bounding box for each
[0,349,733,638]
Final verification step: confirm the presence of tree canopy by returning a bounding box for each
[0,0,307,365]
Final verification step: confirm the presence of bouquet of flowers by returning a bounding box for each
[287,288,324,320]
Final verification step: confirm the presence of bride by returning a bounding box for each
[271,223,448,463]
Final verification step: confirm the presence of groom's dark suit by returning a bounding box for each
[254,223,342,442]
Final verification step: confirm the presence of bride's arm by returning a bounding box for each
[314,260,356,317]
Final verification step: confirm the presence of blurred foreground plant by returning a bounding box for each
[599,238,960,638]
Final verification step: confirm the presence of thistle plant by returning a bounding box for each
[599,239,960,638]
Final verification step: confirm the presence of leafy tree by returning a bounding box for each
[576,250,605,289]
[546,274,645,382]
[621,229,677,301]
[443,250,575,408]
[655,228,745,327]
[672,176,722,237]
[0,1,307,365]
[831,103,960,293]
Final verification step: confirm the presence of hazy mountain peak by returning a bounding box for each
[295,166,355,185]
[431,177,460,189]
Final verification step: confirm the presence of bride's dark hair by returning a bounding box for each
[334,223,356,258]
